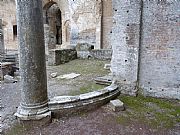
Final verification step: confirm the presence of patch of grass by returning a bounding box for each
[69,83,105,96]
[116,95,180,129]
[48,59,110,76]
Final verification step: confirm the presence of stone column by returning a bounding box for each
[15,0,51,120]
[0,19,5,59]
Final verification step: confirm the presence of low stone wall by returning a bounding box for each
[48,49,77,66]
[49,84,120,118]
[77,49,112,60]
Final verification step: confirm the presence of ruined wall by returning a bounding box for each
[102,0,113,49]
[139,1,180,99]
[111,0,180,99]
[69,0,98,46]
[111,0,141,95]
[0,19,4,57]
[0,0,17,50]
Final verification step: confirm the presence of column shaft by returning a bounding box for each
[16,0,51,120]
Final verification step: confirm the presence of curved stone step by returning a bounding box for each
[49,84,120,118]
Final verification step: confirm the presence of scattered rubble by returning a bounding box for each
[51,72,57,78]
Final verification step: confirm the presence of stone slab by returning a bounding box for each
[49,96,79,104]
[94,75,112,85]
[79,91,103,100]
[57,73,81,79]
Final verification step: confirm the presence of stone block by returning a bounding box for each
[110,99,124,112]
[50,72,57,78]
[4,75,17,83]
[104,64,111,70]
[76,43,93,51]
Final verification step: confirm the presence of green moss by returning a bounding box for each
[116,95,180,129]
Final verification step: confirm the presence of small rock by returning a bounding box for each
[4,75,17,83]
[104,64,111,70]
[110,99,125,112]
[51,72,57,78]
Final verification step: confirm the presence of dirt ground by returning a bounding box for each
[1,59,179,135]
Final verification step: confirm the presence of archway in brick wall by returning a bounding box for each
[43,2,62,46]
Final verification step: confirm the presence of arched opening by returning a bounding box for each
[43,2,62,46]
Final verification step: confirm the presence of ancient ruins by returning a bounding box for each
[0,0,179,134]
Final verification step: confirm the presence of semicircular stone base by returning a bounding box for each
[49,84,120,118]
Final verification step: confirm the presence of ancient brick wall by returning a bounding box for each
[0,0,17,50]
[102,0,113,49]
[111,0,180,99]
[69,0,97,46]
[139,1,180,99]
[111,0,141,95]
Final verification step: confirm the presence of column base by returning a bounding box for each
[15,104,51,121]
[15,111,51,128]
[15,111,51,121]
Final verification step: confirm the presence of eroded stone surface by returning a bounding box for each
[50,96,79,104]
[110,99,124,112]
[15,0,50,120]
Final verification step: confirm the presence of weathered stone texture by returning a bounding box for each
[0,19,4,57]
[76,43,112,60]
[16,0,50,119]
[69,0,98,46]
[0,0,17,50]
[111,0,141,95]
[102,0,113,49]
[48,49,77,66]
[139,1,180,99]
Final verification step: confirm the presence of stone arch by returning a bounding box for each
[64,20,71,43]
[42,0,58,11]
[42,0,71,48]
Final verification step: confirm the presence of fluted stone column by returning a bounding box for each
[15,0,51,120]
[0,19,4,58]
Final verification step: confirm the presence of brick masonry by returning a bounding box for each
[139,0,180,99]
[111,0,141,96]
[111,0,180,99]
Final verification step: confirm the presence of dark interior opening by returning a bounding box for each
[13,25,17,40]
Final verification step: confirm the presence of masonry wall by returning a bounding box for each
[102,0,113,49]
[0,0,17,50]
[139,1,180,99]
[111,0,141,95]
[111,0,180,99]
[0,19,4,57]
[69,0,97,46]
